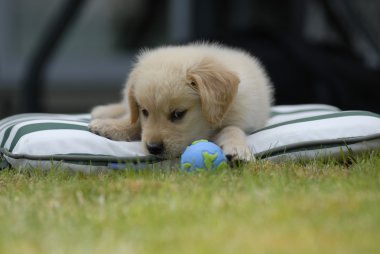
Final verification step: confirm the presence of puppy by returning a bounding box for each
[89,43,273,161]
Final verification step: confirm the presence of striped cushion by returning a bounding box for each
[1,104,380,172]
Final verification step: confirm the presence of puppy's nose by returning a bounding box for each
[146,142,164,155]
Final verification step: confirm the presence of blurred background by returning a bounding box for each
[0,0,379,118]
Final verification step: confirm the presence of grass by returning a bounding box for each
[0,154,379,254]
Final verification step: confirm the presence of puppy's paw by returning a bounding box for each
[88,119,133,141]
[91,103,126,119]
[222,143,255,165]
[213,126,254,166]
[91,106,112,119]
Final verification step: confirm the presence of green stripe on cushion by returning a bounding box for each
[9,123,89,152]
[270,108,339,117]
[1,126,14,148]
[256,135,380,159]
[1,118,89,147]
[0,117,89,133]
[254,111,380,134]
[1,148,160,164]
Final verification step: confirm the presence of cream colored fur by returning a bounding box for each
[89,43,273,161]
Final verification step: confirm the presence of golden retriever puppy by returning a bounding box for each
[89,43,273,161]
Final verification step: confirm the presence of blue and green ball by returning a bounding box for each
[180,140,228,172]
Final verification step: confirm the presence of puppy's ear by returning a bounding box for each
[124,71,140,124]
[127,85,139,123]
[187,57,239,125]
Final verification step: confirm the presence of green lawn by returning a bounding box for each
[0,154,379,254]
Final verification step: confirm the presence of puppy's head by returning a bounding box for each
[127,54,239,158]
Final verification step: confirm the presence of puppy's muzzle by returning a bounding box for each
[146,142,164,155]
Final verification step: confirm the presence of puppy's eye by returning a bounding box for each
[141,109,149,118]
[170,110,187,122]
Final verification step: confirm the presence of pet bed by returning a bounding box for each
[1,104,380,172]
